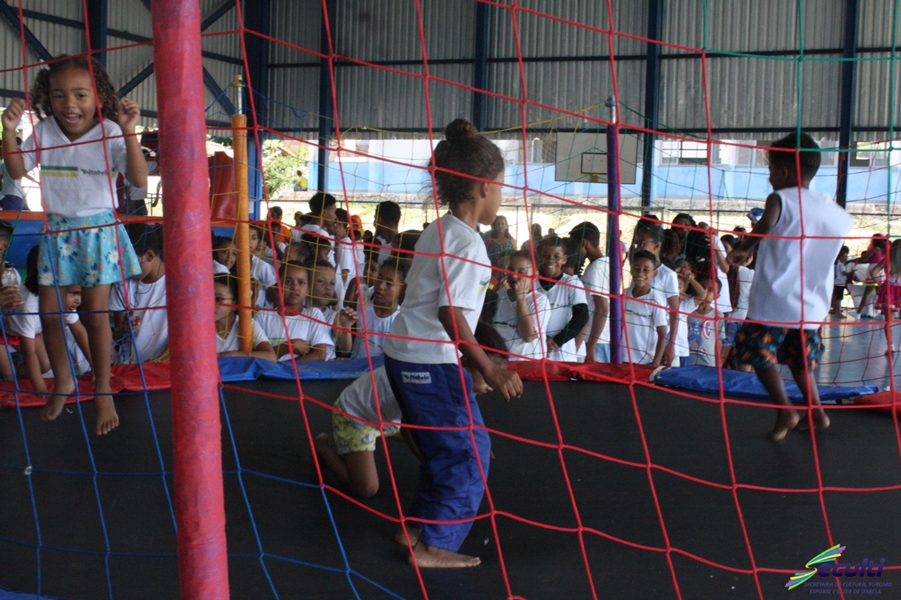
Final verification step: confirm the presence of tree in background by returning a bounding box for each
[263,139,308,199]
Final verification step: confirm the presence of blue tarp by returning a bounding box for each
[655,366,879,404]
[218,356,383,382]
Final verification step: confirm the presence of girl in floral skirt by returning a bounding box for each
[2,56,147,435]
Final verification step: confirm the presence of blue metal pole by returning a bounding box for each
[472,1,490,131]
[248,142,261,220]
[86,0,108,64]
[640,0,663,208]
[836,0,859,208]
[244,0,270,219]
[606,97,622,364]
[317,0,336,192]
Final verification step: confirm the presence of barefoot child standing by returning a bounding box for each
[383,118,523,568]
[2,56,148,435]
[727,133,852,440]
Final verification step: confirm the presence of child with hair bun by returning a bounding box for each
[2,55,148,435]
[383,118,522,568]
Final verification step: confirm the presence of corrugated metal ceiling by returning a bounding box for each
[0,0,896,140]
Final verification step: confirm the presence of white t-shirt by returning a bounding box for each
[213,261,230,275]
[833,261,854,287]
[109,275,169,363]
[336,236,365,278]
[650,262,679,342]
[8,290,89,375]
[492,290,551,360]
[256,308,334,362]
[385,213,491,364]
[319,305,338,360]
[542,273,588,362]
[338,366,401,438]
[7,290,78,338]
[334,270,346,313]
[747,188,854,328]
[543,273,589,336]
[712,236,733,314]
[651,263,679,300]
[375,234,392,266]
[673,295,698,360]
[22,118,128,217]
[687,309,725,367]
[731,265,755,321]
[252,255,279,309]
[251,255,277,288]
[350,304,400,359]
[0,162,24,198]
[580,256,610,345]
[622,286,668,365]
[215,317,270,353]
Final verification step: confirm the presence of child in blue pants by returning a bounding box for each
[383,119,522,568]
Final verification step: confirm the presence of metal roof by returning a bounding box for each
[0,0,897,140]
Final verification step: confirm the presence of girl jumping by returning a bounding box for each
[2,55,148,435]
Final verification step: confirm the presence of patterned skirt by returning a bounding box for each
[38,210,141,288]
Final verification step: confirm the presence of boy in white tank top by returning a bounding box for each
[727,133,853,441]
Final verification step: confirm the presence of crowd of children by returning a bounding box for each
[0,52,865,569]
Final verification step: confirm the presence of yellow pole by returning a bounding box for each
[232,108,252,352]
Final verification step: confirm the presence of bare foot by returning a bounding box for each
[795,410,831,432]
[408,542,480,568]
[394,525,422,547]
[314,432,331,454]
[41,382,75,422]
[768,409,801,441]
[94,394,119,436]
[813,410,831,431]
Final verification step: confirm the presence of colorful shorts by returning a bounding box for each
[332,398,399,455]
[39,211,141,288]
[731,322,824,371]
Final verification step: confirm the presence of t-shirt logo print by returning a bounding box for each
[402,371,432,385]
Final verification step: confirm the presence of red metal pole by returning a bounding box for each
[150,2,230,598]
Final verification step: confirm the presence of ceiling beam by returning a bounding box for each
[0,0,51,61]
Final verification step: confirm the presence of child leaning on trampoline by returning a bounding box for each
[726,133,853,441]
[1,56,148,435]
[382,118,522,568]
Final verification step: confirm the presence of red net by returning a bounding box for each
[0,1,899,599]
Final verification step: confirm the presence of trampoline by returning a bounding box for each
[2,373,899,599]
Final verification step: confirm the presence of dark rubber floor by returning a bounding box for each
[1,377,899,599]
